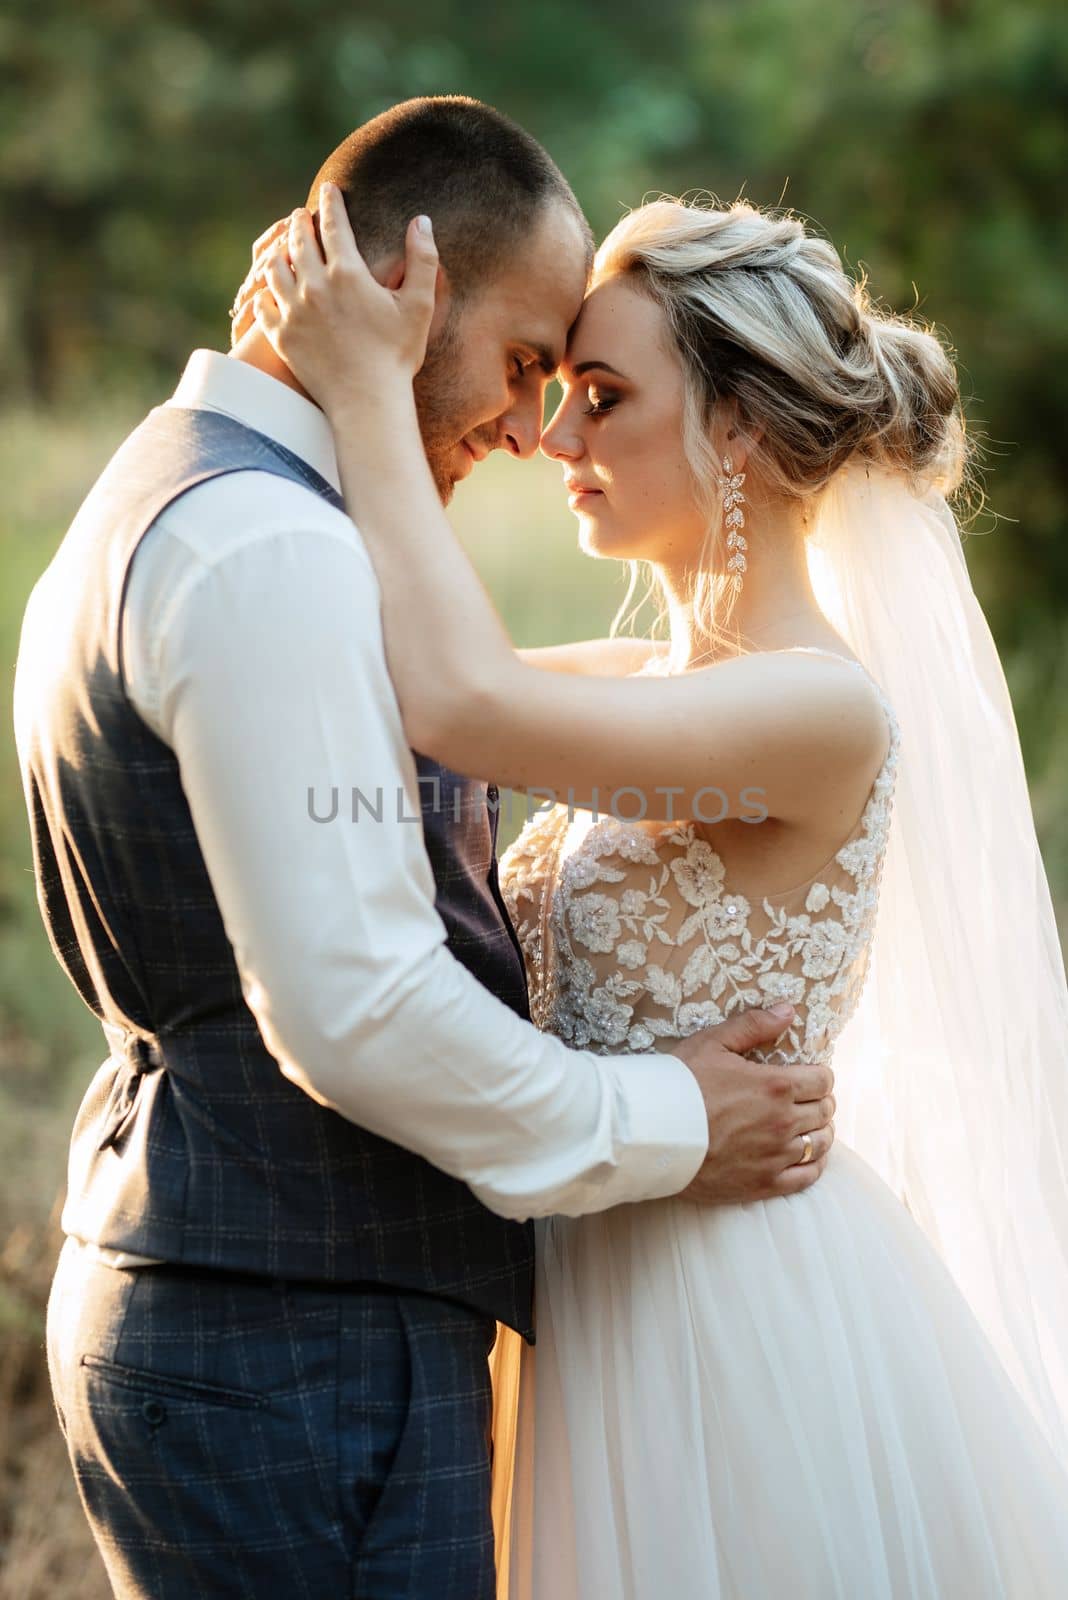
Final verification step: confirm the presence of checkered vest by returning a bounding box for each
[14,404,535,1338]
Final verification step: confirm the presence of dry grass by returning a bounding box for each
[0,1013,112,1593]
[0,1201,111,1599]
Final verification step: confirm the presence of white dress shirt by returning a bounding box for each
[83,348,709,1269]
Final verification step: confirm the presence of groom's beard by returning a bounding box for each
[412,313,470,506]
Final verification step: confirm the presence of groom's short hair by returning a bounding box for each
[306,96,593,304]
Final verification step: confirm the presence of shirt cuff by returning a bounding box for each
[584,1049,710,1212]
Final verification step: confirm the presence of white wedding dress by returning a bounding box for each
[489,648,1068,1599]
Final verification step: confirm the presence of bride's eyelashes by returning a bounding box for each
[583,388,619,418]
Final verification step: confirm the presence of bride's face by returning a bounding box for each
[540,276,707,565]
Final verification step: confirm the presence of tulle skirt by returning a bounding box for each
[490,1143,1068,1599]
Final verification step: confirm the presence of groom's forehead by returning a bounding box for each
[514,313,585,377]
[477,211,590,361]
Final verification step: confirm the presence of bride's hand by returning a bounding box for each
[228,215,291,347]
[253,183,440,414]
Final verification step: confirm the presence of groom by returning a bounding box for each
[15,96,834,1598]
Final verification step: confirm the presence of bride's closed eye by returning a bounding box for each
[584,388,618,418]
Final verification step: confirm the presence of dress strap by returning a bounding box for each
[773,645,865,668]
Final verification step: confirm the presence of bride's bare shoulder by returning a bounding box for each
[517,637,668,677]
[686,646,893,823]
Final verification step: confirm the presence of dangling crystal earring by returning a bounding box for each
[720,455,747,593]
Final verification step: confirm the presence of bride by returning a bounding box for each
[249,186,1068,1595]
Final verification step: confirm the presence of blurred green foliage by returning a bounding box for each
[2,0,1066,636]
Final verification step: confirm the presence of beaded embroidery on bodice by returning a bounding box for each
[498,650,900,1068]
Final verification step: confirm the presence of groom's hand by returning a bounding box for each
[665,1006,835,1204]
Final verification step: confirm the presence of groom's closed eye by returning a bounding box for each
[516,341,563,379]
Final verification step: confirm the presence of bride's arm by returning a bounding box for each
[517,639,668,676]
[257,191,886,822]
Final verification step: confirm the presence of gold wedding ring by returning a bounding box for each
[799,1131,814,1165]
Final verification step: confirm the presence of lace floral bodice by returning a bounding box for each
[498,650,900,1067]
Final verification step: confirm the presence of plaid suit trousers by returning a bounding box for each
[46,1239,499,1598]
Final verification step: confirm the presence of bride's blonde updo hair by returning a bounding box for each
[594,197,971,646]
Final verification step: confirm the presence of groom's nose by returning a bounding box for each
[498,391,545,460]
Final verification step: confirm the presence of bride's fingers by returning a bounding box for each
[230,271,269,343]
[317,182,375,282]
[235,219,290,303]
[399,215,439,327]
[244,218,295,294]
[287,208,326,291]
[251,221,292,282]
[252,215,291,259]
[231,214,303,347]
[261,246,298,318]
[251,283,289,364]
[230,223,294,343]
[230,275,270,346]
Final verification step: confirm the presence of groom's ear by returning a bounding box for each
[379,254,454,345]
[380,256,406,292]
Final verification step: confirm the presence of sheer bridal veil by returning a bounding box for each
[808,461,1068,1460]
[489,461,1068,1583]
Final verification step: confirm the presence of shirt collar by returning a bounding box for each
[167,349,342,494]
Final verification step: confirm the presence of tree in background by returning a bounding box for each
[2,0,1065,638]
